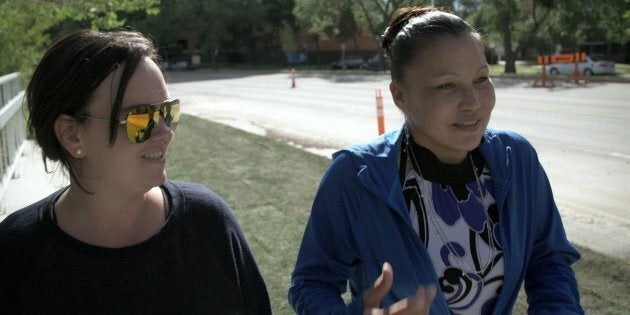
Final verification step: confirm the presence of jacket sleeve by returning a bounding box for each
[522,145,584,314]
[288,153,364,315]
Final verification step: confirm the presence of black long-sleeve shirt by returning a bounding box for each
[0,180,272,314]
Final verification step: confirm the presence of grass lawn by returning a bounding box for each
[167,114,630,314]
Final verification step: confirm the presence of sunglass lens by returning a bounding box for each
[124,100,179,143]
[126,108,158,143]
[164,102,180,131]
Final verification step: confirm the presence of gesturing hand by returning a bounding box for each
[363,262,437,315]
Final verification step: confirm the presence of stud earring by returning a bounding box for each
[76,149,83,156]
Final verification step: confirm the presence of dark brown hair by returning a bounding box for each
[381,6,481,82]
[26,29,158,187]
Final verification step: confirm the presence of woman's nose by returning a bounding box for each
[459,86,481,111]
[150,115,174,142]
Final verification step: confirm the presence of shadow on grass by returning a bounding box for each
[167,114,630,315]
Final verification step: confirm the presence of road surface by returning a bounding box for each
[166,70,630,260]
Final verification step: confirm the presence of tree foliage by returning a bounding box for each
[2,0,627,76]
[293,0,338,41]
[128,0,296,67]
[549,0,628,50]
[466,0,628,73]
[292,0,427,67]
[0,0,158,78]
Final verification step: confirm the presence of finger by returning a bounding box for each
[363,262,394,309]
[408,285,437,312]
[425,285,437,302]
[374,285,437,315]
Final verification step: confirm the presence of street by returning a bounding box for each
[166,69,630,260]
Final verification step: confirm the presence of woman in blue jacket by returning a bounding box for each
[289,6,583,315]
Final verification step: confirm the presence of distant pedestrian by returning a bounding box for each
[0,29,271,314]
[289,6,583,314]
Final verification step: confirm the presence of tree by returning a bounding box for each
[469,0,556,73]
[132,0,235,68]
[549,0,628,55]
[265,0,298,64]
[292,0,425,68]
[336,2,361,51]
[0,0,158,78]
[492,0,519,73]
[128,0,296,68]
[470,0,629,74]
[355,0,443,70]
[293,0,339,67]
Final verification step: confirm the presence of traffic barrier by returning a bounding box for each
[290,68,296,88]
[550,52,586,64]
[566,52,588,85]
[533,55,555,88]
[375,89,385,135]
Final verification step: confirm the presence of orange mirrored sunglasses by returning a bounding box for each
[76,99,180,143]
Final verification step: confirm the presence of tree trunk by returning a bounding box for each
[314,36,321,69]
[212,47,219,70]
[500,9,516,73]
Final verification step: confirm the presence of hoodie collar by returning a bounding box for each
[335,128,407,214]
[342,127,513,209]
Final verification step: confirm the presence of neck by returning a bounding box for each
[405,131,485,184]
[404,127,468,164]
[54,184,166,248]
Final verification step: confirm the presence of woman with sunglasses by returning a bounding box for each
[289,6,583,315]
[0,29,272,314]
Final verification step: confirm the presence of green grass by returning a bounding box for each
[167,114,630,314]
[615,63,630,75]
[167,114,329,314]
[490,63,541,76]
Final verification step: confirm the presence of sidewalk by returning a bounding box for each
[0,140,67,221]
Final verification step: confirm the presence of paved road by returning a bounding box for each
[166,69,630,260]
[2,70,627,260]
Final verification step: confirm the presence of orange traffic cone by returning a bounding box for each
[375,89,385,135]
[567,59,587,85]
[533,55,555,88]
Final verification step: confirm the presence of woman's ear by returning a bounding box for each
[54,114,84,158]
[389,81,407,112]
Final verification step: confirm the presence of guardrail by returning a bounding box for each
[0,72,27,205]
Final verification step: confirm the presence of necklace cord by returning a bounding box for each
[403,127,496,275]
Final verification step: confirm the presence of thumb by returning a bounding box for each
[363,262,394,309]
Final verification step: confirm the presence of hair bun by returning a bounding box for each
[381,27,392,51]
[381,6,437,54]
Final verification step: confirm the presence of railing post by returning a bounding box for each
[0,72,27,208]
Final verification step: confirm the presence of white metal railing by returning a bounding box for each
[0,72,27,207]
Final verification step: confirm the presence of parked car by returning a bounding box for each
[367,53,385,70]
[331,54,368,70]
[287,52,307,66]
[547,55,615,76]
[160,60,194,71]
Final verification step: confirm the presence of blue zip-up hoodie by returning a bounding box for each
[289,127,583,314]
